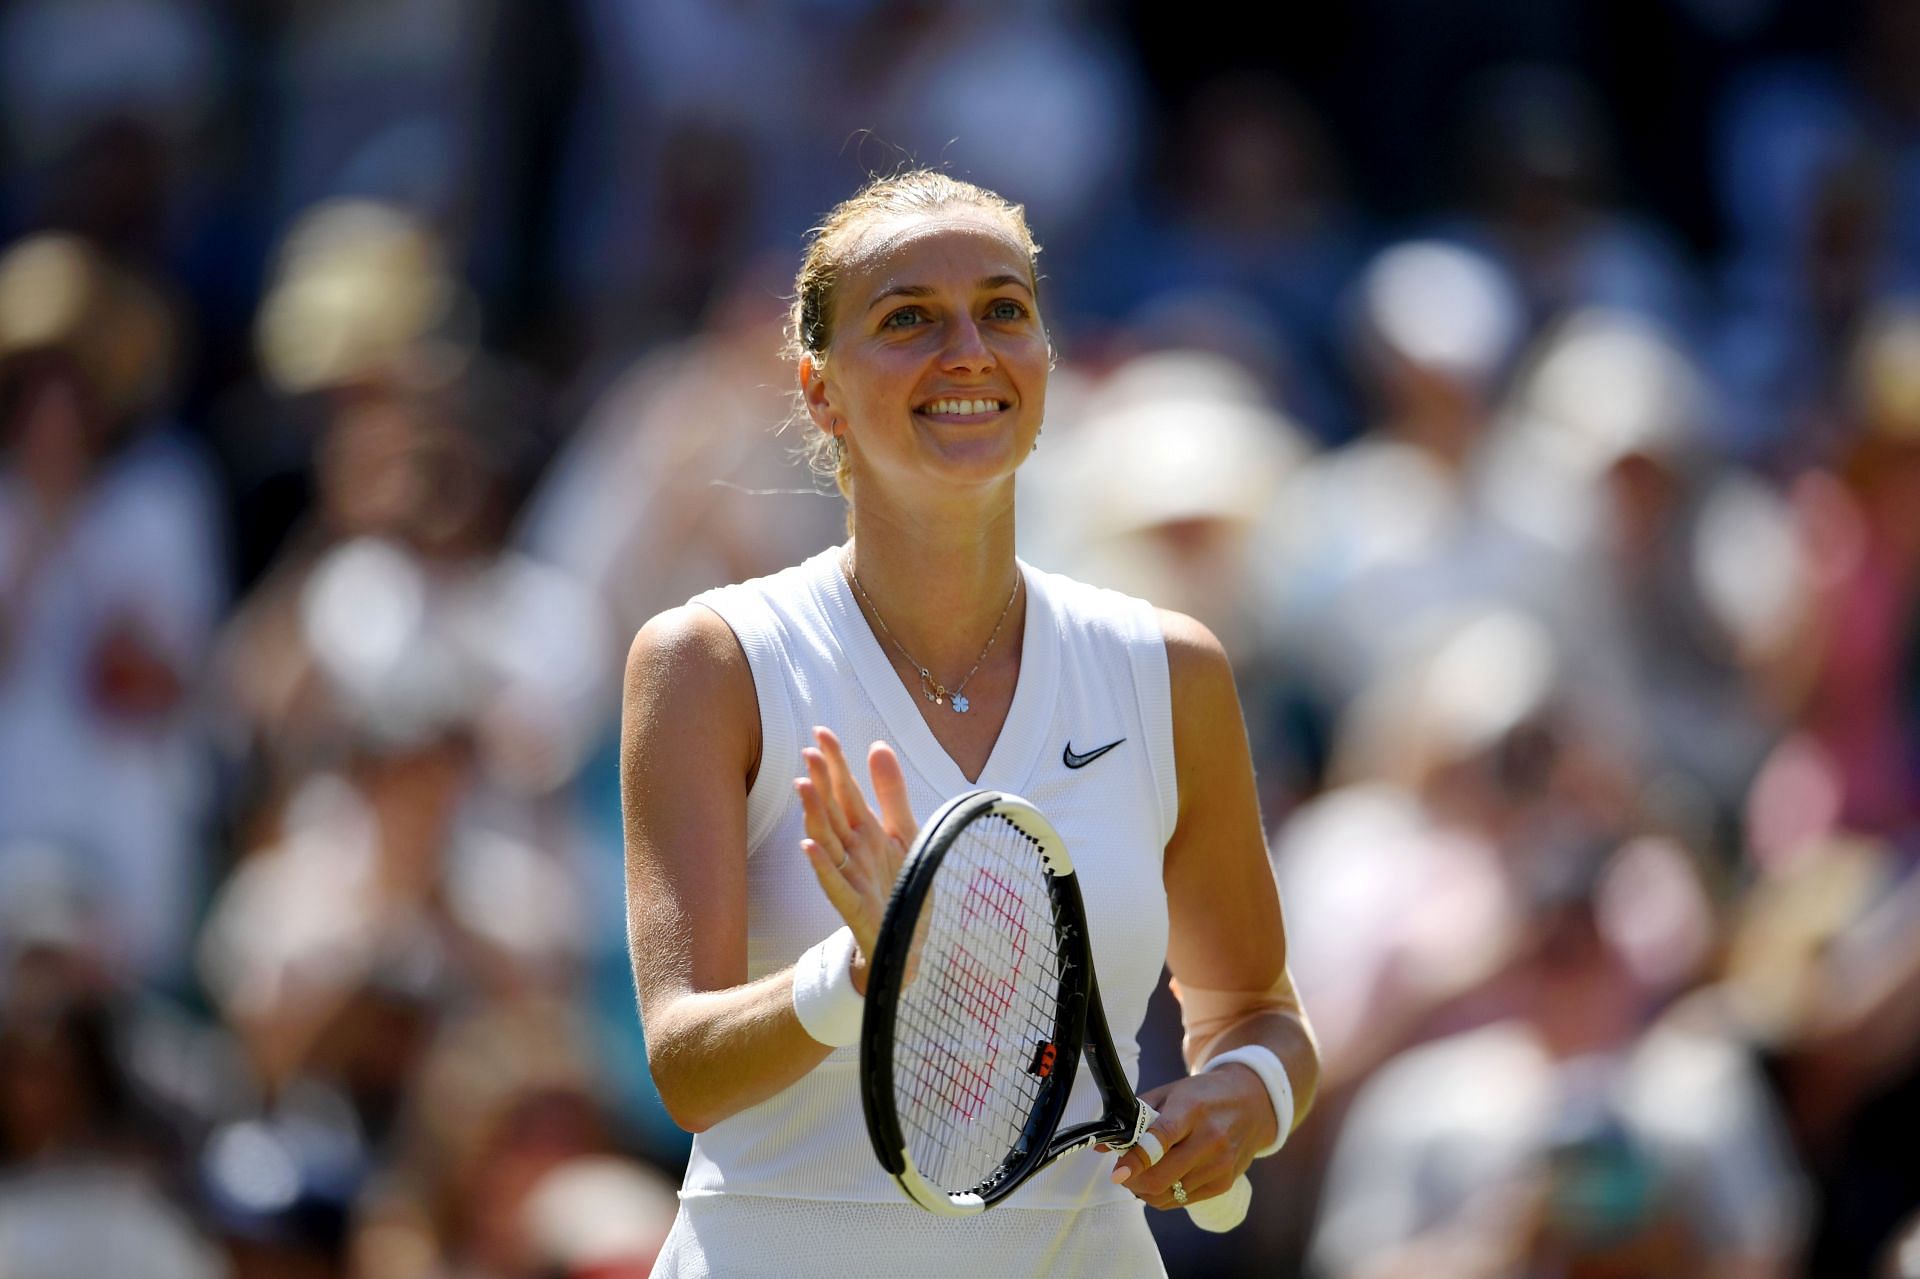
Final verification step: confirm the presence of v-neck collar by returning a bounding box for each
[806,545,1060,793]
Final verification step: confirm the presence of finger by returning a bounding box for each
[1146,1168,1238,1215]
[800,836,847,892]
[814,727,874,832]
[800,835,877,955]
[1178,1171,1242,1209]
[799,835,860,918]
[803,749,858,852]
[1112,1127,1173,1186]
[868,742,916,854]
[1129,1135,1210,1201]
[795,777,852,877]
[1111,1101,1187,1188]
[1133,1147,1217,1209]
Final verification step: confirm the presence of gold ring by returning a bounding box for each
[1171,1180,1188,1205]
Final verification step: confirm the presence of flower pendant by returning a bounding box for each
[951,695,970,714]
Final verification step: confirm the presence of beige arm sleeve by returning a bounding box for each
[1169,965,1313,1072]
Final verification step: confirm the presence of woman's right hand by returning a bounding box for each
[795,727,917,989]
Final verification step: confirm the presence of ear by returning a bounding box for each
[799,352,837,436]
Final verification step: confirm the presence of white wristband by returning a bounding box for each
[1203,1045,1295,1157]
[792,926,864,1047]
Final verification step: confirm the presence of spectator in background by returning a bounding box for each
[1727,309,1920,1267]
[1310,840,1805,1279]
[0,233,223,983]
[1711,0,1920,462]
[0,997,226,1278]
[516,1154,680,1279]
[348,1002,676,1279]
[520,258,847,654]
[1765,303,1920,839]
[1275,609,1652,1096]
[1722,824,1920,1277]
[261,0,488,226]
[1081,75,1367,440]
[1480,308,1806,846]
[832,0,1144,267]
[198,195,617,1190]
[549,0,802,340]
[0,0,222,255]
[203,376,605,1079]
[1261,239,1559,725]
[221,198,604,799]
[219,195,489,582]
[1040,349,1309,659]
[1445,65,1701,339]
[0,868,232,1279]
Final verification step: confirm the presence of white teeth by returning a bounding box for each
[924,398,1002,416]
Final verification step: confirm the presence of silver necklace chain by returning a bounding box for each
[843,552,1020,715]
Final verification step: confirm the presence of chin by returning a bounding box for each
[924,436,1027,485]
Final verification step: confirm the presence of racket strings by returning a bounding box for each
[892,811,1066,1194]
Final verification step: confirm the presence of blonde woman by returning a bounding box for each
[623,171,1317,1277]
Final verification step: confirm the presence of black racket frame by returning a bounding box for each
[860,789,1147,1212]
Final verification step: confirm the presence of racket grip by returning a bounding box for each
[1184,1173,1251,1233]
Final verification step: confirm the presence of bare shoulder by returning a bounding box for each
[624,603,760,781]
[627,603,752,688]
[1155,607,1238,711]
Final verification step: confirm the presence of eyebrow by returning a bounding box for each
[864,274,1035,312]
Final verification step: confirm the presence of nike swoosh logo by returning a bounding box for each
[1063,738,1126,769]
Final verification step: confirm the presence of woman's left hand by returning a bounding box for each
[1108,1065,1278,1210]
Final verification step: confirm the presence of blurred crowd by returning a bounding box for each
[4,1,1920,1276]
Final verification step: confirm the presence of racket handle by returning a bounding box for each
[1184,1173,1251,1232]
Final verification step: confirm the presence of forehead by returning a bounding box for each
[837,211,1035,299]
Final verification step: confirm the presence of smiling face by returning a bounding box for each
[801,211,1049,507]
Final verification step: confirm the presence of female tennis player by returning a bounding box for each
[623,170,1319,1277]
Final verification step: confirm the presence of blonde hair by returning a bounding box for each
[786,170,1042,498]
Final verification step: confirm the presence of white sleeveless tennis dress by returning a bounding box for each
[648,546,1178,1278]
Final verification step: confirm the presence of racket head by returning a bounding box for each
[860,790,1089,1215]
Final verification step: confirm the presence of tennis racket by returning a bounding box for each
[859,788,1252,1231]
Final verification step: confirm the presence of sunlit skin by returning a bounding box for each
[802,213,1049,501]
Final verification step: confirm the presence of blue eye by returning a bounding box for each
[881,308,925,329]
[989,299,1028,321]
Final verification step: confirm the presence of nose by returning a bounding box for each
[940,314,996,373]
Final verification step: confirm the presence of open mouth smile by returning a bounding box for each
[916,397,1010,421]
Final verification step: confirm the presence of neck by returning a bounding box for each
[844,481,1022,674]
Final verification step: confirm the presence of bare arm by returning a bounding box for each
[622,605,826,1133]
[623,605,917,1133]
[1111,610,1321,1207]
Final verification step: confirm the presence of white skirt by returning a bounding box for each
[650,1192,1166,1279]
